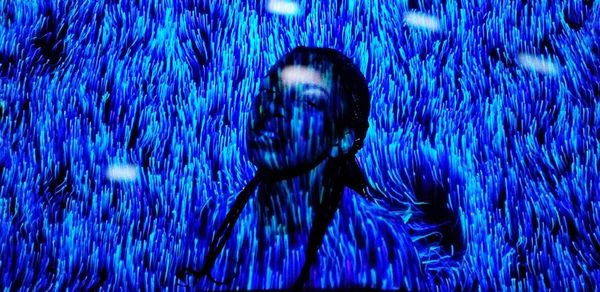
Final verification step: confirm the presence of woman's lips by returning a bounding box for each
[259,130,278,138]
[251,129,281,145]
[250,118,285,145]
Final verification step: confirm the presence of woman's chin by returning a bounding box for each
[249,153,280,170]
[249,156,294,174]
[257,162,287,173]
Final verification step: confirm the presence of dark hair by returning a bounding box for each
[177,46,378,289]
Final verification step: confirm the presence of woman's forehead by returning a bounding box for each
[266,62,337,92]
[280,65,327,89]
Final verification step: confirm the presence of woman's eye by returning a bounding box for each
[305,100,319,108]
[297,99,324,110]
[260,88,273,94]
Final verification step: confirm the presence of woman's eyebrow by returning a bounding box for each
[300,86,330,97]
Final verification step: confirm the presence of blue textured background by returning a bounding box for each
[0,0,599,289]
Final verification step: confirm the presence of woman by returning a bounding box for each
[179,46,428,290]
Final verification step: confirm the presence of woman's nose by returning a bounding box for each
[267,100,286,118]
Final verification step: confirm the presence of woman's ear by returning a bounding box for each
[330,130,356,158]
[339,130,355,154]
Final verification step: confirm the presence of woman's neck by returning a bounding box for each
[255,158,330,244]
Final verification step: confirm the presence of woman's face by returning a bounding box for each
[247,59,344,172]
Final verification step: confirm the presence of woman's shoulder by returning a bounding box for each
[337,188,415,247]
[337,188,409,234]
[319,188,426,290]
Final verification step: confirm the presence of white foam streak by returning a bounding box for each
[517,53,560,75]
[106,164,139,182]
[404,12,441,32]
[267,0,301,16]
